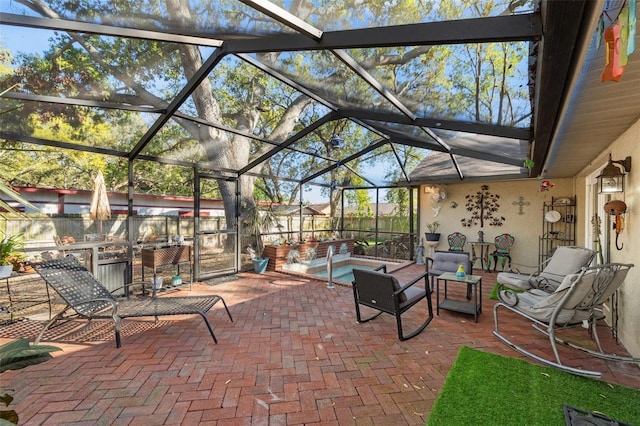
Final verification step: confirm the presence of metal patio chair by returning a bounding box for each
[352,265,433,341]
[32,256,233,348]
[491,233,514,271]
[494,262,637,377]
[447,232,466,251]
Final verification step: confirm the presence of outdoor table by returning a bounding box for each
[469,241,493,272]
[436,272,482,323]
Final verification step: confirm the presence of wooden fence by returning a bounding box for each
[1,214,414,252]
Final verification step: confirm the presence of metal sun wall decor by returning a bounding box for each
[461,185,505,228]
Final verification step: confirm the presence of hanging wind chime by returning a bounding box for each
[601,0,636,82]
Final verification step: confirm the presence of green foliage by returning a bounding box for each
[0,235,24,266]
[0,339,61,373]
[385,188,410,217]
[0,339,62,424]
[344,188,373,218]
[425,221,440,233]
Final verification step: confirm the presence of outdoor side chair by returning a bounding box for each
[494,262,636,377]
[426,251,473,298]
[447,232,466,251]
[352,265,433,341]
[491,233,514,271]
[32,256,233,348]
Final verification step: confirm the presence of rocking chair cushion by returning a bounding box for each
[497,246,595,291]
[542,247,595,283]
[399,286,426,308]
[390,275,408,303]
[500,271,597,324]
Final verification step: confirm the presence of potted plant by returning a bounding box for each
[0,235,25,278]
[424,221,441,242]
[244,205,279,273]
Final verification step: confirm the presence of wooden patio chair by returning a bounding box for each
[32,256,233,348]
[352,266,433,341]
[493,262,637,377]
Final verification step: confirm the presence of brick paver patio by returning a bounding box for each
[1,264,638,425]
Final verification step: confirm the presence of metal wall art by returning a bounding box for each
[461,185,504,228]
[512,196,530,215]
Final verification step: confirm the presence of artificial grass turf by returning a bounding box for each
[426,346,640,426]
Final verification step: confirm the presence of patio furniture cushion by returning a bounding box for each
[427,251,472,276]
[391,275,408,303]
[497,246,595,292]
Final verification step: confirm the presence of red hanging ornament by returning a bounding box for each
[538,179,555,192]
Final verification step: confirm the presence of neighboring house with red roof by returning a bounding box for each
[1,186,225,216]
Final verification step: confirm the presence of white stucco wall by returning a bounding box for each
[578,117,640,358]
[420,178,578,270]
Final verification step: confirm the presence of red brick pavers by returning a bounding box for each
[2,264,638,425]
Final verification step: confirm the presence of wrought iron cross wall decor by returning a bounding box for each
[512,196,530,215]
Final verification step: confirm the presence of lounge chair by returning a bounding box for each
[496,246,595,292]
[493,262,637,377]
[32,256,233,348]
[352,265,433,341]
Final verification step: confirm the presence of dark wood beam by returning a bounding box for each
[340,109,531,140]
[531,0,602,176]
[225,14,542,53]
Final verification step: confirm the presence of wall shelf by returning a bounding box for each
[539,196,576,268]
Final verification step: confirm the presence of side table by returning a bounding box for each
[436,272,482,323]
[141,245,192,291]
[469,241,493,272]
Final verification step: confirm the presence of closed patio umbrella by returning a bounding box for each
[89,170,111,236]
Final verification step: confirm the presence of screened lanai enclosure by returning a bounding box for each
[0,1,602,281]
